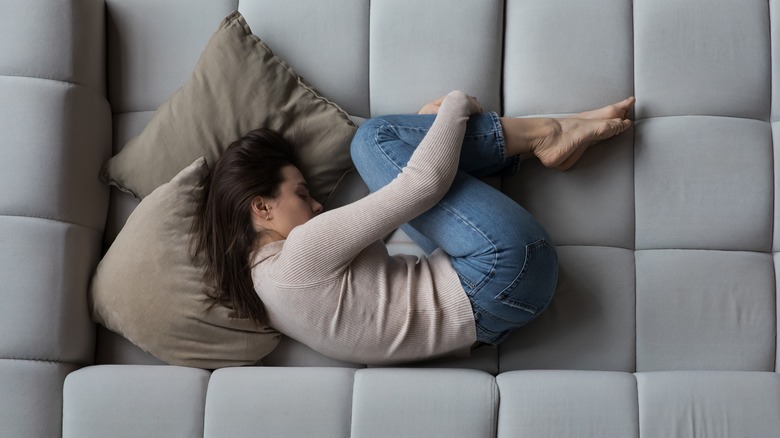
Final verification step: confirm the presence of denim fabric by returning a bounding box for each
[350,112,558,345]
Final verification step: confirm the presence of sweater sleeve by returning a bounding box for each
[269,90,473,284]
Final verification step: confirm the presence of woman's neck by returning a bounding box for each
[255,231,285,250]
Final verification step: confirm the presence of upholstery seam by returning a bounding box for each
[0,213,103,235]
[554,244,634,251]
[633,248,773,255]
[111,109,157,117]
[0,357,89,366]
[0,73,106,100]
[348,369,358,436]
[634,113,770,124]
[556,244,773,254]
[633,373,641,437]
[768,0,778,373]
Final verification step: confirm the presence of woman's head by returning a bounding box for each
[252,164,323,242]
[193,128,319,323]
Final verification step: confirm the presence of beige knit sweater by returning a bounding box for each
[251,91,478,364]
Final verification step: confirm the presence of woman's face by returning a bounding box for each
[264,165,323,238]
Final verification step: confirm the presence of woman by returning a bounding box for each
[194,91,634,364]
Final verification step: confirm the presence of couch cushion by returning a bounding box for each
[500,246,636,372]
[503,0,634,116]
[0,218,99,363]
[63,365,210,438]
[106,0,236,113]
[0,360,78,438]
[634,117,772,252]
[637,372,780,437]
[505,132,635,249]
[0,78,110,231]
[634,0,770,120]
[100,11,356,202]
[0,0,105,92]
[351,368,498,437]
[368,0,504,116]
[90,158,281,369]
[238,0,370,117]
[635,250,776,372]
[204,367,355,437]
[496,370,639,438]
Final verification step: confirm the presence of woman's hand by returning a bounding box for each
[418,96,446,114]
[418,93,483,115]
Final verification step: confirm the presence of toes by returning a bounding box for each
[617,96,636,118]
[578,96,635,120]
[595,119,627,139]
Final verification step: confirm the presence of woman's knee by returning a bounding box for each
[350,118,389,164]
[351,117,409,191]
[350,118,386,181]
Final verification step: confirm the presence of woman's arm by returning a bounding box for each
[270,90,479,284]
[418,93,482,115]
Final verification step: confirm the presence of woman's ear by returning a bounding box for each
[251,196,270,222]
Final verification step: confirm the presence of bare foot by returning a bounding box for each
[576,96,635,121]
[533,97,634,171]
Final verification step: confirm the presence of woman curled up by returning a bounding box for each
[193,90,634,364]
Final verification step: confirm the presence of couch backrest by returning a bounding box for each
[0,0,110,436]
[99,0,779,376]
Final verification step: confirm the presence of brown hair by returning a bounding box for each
[192,128,299,324]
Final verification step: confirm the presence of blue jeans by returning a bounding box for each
[350,112,559,345]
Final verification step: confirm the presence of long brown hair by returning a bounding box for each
[192,128,299,324]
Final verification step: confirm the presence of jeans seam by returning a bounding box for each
[487,111,508,165]
[496,238,558,314]
[373,122,405,173]
[484,111,524,175]
[471,301,529,345]
[436,198,498,294]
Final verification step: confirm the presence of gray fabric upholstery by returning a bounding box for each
[0,0,108,436]
[368,0,503,116]
[0,361,78,438]
[0,0,106,92]
[105,0,238,114]
[496,371,639,437]
[2,0,779,436]
[204,367,355,437]
[636,250,776,372]
[62,367,780,438]
[499,246,636,372]
[635,117,772,252]
[238,0,370,117]
[503,0,634,116]
[350,369,498,438]
[634,0,770,121]
[637,372,780,437]
[63,365,210,438]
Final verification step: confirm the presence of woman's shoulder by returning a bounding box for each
[249,240,285,269]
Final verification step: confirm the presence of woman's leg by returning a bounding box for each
[351,112,518,253]
[351,98,634,344]
[356,112,521,179]
[351,112,559,345]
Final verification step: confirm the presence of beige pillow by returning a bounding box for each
[100,10,356,202]
[90,158,280,369]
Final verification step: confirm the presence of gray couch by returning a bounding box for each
[3,0,780,436]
